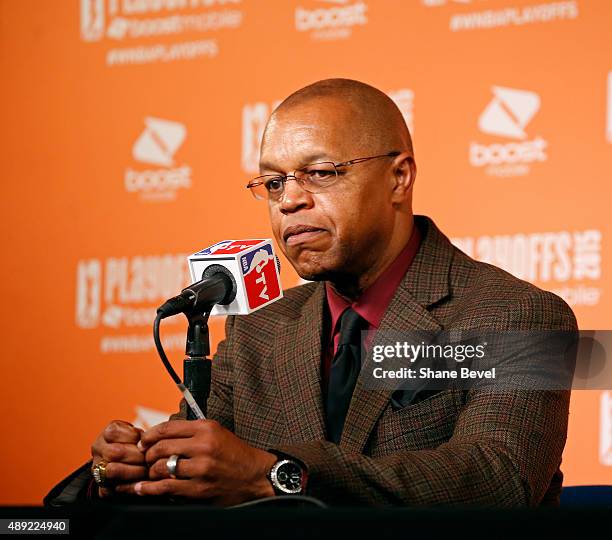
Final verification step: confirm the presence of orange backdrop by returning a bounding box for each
[1,0,610,504]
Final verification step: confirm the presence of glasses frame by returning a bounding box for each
[246,150,401,201]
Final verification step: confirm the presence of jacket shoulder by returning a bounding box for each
[447,246,577,330]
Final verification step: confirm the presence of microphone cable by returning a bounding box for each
[153,312,206,419]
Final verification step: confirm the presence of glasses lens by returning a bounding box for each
[298,162,338,192]
[249,176,285,201]
[248,181,269,200]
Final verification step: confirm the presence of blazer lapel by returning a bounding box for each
[273,282,327,443]
[340,216,455,452]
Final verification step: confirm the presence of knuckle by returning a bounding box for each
[105,444,123,462]
[199,440,215,457]
[156,440,169,456]
[197,457,214,479]
[157,422,170,436]
[91,442,100,458]
[104,421,123,440]
[204,419,220,432]
[151,460,165,478]
[156,481,170,495]
[146,444,164,464]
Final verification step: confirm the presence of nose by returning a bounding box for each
[279,176,314,214]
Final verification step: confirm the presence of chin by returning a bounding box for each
[291,257,336,283]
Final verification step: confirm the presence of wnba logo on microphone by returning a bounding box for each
[241,246,281,310]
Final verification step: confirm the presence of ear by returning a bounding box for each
[390,153,416,203]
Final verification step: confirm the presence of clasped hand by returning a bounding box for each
[91,419,276,506]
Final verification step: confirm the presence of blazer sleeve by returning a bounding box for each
[270,290,578,507]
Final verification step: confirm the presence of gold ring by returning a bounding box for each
[92,460,109,487]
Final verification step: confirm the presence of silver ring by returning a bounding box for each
[166,454,180,479]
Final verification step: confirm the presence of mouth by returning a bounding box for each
[283,225,326,246]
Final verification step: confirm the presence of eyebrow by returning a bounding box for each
[259,153,332,173]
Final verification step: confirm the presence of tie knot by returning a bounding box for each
[338,308,367,346]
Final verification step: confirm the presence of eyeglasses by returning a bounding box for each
[246,151,400,201]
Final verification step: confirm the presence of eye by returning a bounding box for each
[264,177,284,192]
[303,165,336,183]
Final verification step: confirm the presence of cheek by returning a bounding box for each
[324,189,386,243]
[268,205,282,239]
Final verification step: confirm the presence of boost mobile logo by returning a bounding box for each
[125,117,191,201]
[295,0,368,40]
[478,86,540,140]
[470,85,547,176]
[133,117,186,167]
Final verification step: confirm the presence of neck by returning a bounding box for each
[328,218,415,301]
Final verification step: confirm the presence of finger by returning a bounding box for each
[103,420,143,444]
[148,456,202,480]
[100,443,146,465]
[144,439,197,466]
[98,487,113,499]
[139,420,200,450]
[113,482,139,496]
[104,462,148,483]
[133,479,200,498]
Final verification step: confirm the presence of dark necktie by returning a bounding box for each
[326,307,367,444]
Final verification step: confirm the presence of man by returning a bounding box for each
[58,79,577,507]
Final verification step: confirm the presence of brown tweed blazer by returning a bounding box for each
[176,215,578,507]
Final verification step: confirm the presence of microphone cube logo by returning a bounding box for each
[125,117,191,202]
[241,245,282,310]
[189,239,283,316]
[469,86,547,177]
[196,240,265,256]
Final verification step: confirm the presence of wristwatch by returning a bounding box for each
[267,456,307,495]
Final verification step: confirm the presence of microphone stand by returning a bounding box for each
[183,309,212,420]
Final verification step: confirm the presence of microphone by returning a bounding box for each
[156,239,283,318]
[153,239,283,421]
[156,265,236,319]
[187,239,283,316]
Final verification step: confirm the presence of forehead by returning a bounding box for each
[260,98,362,169]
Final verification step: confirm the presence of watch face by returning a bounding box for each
[272,460,303,494]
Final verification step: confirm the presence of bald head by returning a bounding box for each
[266,78,414,158]
[258,78,417,297]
